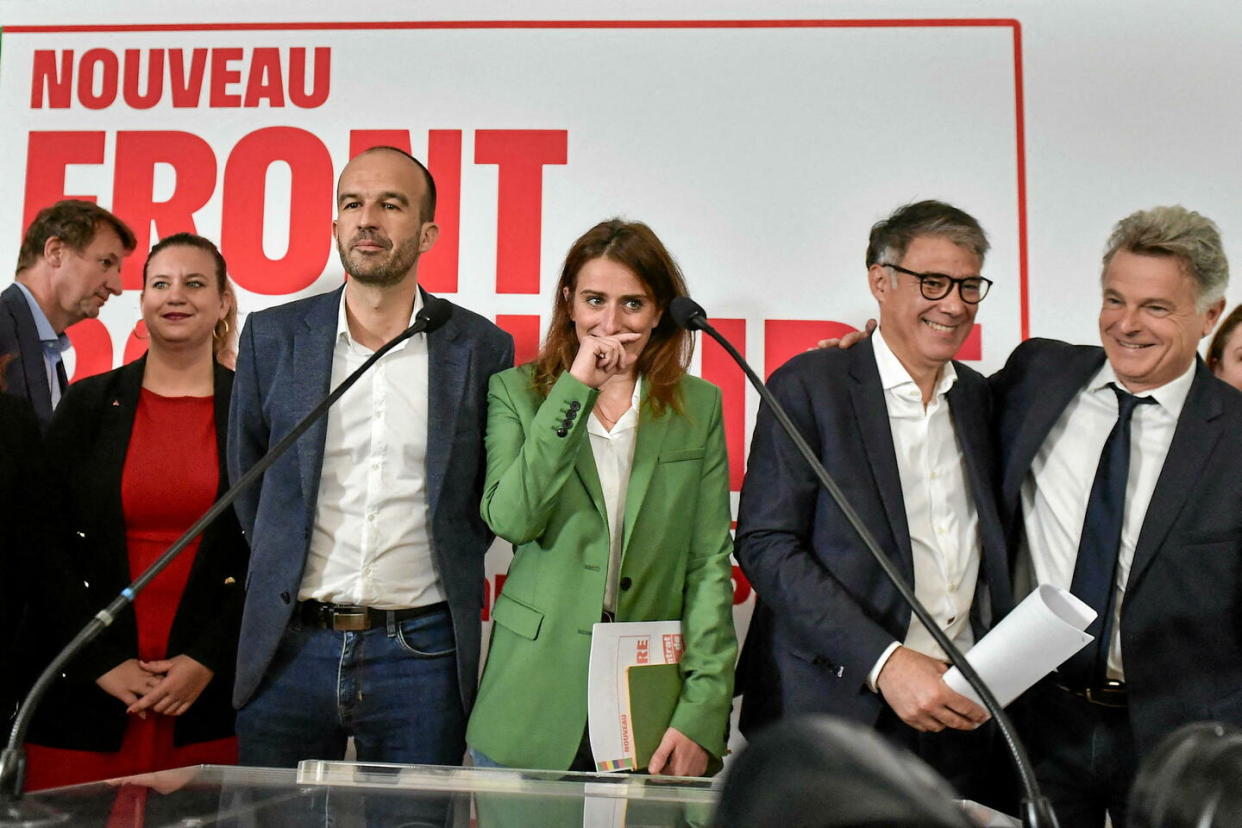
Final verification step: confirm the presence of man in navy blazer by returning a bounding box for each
[991,206,1242,827]
[1,200,133,431]
[228,146,513,768]
[735,201,1012,801]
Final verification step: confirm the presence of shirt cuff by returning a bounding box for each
[867,641,902,692]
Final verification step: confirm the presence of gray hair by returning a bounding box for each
[865,200,989,270]
[1102,206,1228,311]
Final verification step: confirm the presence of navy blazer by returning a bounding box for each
[228,286,514,711]
[992,337,1242,754]
[0,283,55,432]
[735,339,1012,734]
[28,357,247,751]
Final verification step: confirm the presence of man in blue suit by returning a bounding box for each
[2,200,133,432]
[992,206,1242,827]
[228,146,513,767]
[735,201,1012,801]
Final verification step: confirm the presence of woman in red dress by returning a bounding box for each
[25,232,247,789]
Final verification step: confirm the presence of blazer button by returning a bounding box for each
[280,591,291,604]
[569,401,581,412]
[556,428,568,438]
[562,418,574,429]
[619,577,633,591]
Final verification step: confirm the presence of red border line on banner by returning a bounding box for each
[0,17,1030,339]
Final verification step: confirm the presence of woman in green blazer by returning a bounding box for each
[466,219,737,776]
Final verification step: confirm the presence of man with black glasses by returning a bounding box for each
[735,200,1012,803]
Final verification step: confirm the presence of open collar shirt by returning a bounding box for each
[300,289,444,609]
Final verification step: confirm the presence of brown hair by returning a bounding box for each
[16,199,136,274]
[143,233,237,359]
[532,219,693,416]
[1207,304,1242,374]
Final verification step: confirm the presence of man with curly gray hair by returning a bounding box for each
[993,205,1241,827]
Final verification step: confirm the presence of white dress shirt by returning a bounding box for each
[868,329,982,688]
[588,379,641,615]
[1018,359,1193,680]
[300,290,444,609]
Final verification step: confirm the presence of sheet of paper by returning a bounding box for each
[944,584,1095,708]
[586,621,683,773]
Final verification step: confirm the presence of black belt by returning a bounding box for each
[1054,679,1128,708]
[298,600,448,632]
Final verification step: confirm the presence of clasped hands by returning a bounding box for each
[95,654,214,719]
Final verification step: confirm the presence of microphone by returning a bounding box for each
[0,292,454,810]
[669,296,708,332]
[414,294,452,336]
[672,297,1058,828]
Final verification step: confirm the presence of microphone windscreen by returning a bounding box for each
[669,296,707,331]
[418,296,453,334]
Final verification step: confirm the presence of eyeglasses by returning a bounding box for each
[881,263,993,304]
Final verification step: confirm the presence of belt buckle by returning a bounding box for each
[331,606,370,632]
[1084,681,1126,708]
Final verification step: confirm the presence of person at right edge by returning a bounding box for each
[734,200,1013,807]
[466,219,736,776]
[992,206,1242,827]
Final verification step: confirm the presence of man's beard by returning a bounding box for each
[337,231,421,287]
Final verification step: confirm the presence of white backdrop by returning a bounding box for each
[3,0,1239,754]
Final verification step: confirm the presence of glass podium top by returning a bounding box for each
[13,762,718,827]
[13,761,1018,827]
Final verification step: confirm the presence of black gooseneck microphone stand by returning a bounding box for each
[0,296,454,821]
[670,296,1057,828]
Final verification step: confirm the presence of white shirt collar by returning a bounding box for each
[335,287,424,349]
[872,326,958,399]
[1088,356,1195,419]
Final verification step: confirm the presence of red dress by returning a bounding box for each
[26,390,238,790]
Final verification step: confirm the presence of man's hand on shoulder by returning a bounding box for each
[875,645,989,732]
[814,319,877,351]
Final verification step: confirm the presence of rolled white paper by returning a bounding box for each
[944,584,1096,708]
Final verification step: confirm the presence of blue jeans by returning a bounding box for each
[237,605,466,768]
[469,747,505,768]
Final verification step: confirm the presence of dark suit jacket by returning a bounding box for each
[228,286,514,711]
[0,283,55,432]
[28,357,247,751]
[735,339,1012,735]
[0,393,46,720]
[992,337,1242,754]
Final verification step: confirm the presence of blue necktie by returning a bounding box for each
[1061,383,1155,688]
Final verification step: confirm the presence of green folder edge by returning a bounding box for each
[626,662,683,771]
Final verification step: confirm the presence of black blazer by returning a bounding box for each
[992,338,1242,754]
[734,340,1012,735]
[0,393,47,719]
[0,283,56,432]
[29,357,247,751]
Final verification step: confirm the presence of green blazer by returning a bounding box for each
[466,366,737,771]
